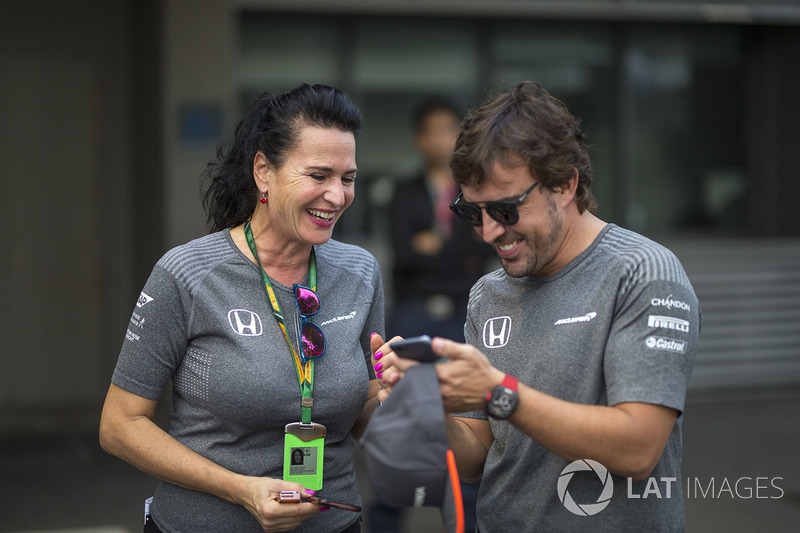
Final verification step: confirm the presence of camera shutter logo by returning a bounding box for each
[557,459,614,516]
[483,316,511,348]
[228,309,263,336]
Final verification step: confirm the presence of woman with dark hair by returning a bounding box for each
[100,84,384,533]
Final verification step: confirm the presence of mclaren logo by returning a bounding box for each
[483,316,511,348]
[228,309,263,336]
[554,312,597,326]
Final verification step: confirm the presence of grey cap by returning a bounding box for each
[360,364,464,531]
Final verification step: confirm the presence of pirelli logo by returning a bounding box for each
[648,315,690,333]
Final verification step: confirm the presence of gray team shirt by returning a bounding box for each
[461,224,699,532]
[112,230,384,533]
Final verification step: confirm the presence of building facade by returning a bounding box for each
[1,0,799,430]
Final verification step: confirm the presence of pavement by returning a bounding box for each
[1,385,799,533]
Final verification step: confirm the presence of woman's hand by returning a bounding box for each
[100,387,324,532]
[236,476,322,532]
[370,333,422,403]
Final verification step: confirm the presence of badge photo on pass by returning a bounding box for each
[283,422,326,490]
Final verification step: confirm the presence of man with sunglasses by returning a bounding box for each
[376,82,699,532]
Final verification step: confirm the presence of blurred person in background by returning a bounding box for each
[368,98,492,533]
[387,98,494,342]
[374,81,700,532]
[100,83,384,533]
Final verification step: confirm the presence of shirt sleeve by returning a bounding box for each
[604,268,700,415]
[111,264,191,400]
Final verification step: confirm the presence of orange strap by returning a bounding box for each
[446,449,465,533]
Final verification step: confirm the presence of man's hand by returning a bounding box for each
[411,230,443,255]
[431,337,505,413]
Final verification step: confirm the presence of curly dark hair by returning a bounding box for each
[451,81,596,213]
[202,83,363,232]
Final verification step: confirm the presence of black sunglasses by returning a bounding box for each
[449,182,539,226]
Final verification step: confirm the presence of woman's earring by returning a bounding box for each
[259,193,268,204]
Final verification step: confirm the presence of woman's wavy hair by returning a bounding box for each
[451,81,596,213]
[202,83,363,232]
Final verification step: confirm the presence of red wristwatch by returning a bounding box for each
[485,374,519,420]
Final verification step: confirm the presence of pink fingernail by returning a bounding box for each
[319,506,331,512]
[305,489,317,495]
[374,351,383,360]
[370,332,377,338]
[376,372,383,379]
[374,362,383,372]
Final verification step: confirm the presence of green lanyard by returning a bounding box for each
[244,220,316,424]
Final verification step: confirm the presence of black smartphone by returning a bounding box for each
[278,490,362,512]
[308,495,362,512]
[389,335,440,363]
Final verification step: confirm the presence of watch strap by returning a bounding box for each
[500,374,518,392]
[485,374,518,402]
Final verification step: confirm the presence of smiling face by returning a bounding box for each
[462,159,566,278]
[258,125,357,248]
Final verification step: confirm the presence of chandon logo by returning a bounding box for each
[651,295,691,312]
[228,309,263,336]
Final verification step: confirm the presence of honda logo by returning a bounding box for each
[228,309,263,336]
[483,316,511,348]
